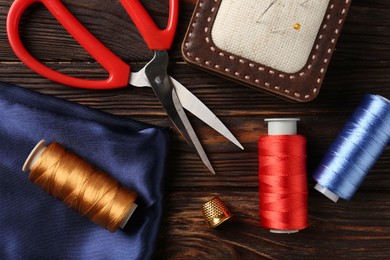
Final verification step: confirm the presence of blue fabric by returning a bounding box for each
[0,82,171,259]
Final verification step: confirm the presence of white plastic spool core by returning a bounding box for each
[270,229,299,234]
[119,204,138,229]
[265,118,299,135]
[264,118,300,234]
[314,183,339,203]
[22,139,47,172]
[22,140,137,229]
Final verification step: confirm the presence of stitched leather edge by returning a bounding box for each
[182,0,351,102]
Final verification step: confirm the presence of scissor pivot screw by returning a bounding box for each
[155,76,163,84]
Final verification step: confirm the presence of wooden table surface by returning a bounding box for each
[1,0,389,259]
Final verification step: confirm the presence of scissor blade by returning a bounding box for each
[170,88,215,174]
[130,69,244,150]
[170,77,244,150]
[144,50,215,174]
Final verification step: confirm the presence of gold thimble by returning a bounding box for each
[202,197,232,228]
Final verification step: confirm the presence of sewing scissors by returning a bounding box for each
[6,0,243,174]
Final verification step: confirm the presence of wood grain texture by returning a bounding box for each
[0,0,389,258]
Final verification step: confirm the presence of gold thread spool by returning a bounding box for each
[22,140,138,232]
[202,197,232,228]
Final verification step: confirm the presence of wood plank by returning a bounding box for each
[0,63,389,190]
[0,0,389,258]
[154,191,390,259]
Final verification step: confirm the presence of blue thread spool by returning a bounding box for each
[313,94,390,202]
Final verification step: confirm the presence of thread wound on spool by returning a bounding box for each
[26,142,137,232]
[313,94,390,201]
[258,134,308,232]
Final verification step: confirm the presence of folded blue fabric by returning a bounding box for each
[0,82,171,259]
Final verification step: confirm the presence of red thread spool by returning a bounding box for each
[258,118,308,234]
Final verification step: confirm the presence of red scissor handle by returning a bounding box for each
[6,0,179,90]
[120,0,178,50]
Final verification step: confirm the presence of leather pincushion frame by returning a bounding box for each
[0,82,170,259]
[182,0,351,102]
